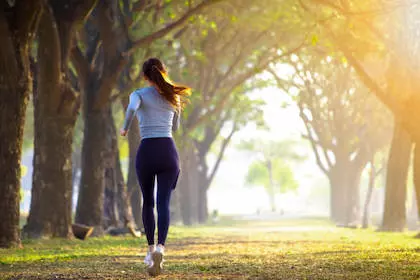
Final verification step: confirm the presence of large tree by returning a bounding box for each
[381,123,412,231]
[23,0,96,239]
[0,0,42,248]
[301,0,420,230]
[271,55,391,226]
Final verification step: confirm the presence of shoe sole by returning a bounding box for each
[147,251,163,277]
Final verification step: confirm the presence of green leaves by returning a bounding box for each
[239,138,303,195]
[311,34,319,46]
[245,158,298,193]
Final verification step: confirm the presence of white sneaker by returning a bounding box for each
[144,251,153,266]
[156,245,165,255]
[147,245,164,276]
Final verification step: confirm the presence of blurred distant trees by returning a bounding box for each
[301,0,420,231]
[271,55,392,226]
[157,0,307,224]
[240,140,301,212]
[361,152,386,229]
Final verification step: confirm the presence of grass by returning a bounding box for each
[0,218,419,279]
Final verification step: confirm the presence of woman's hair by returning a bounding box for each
[142,58,191,110]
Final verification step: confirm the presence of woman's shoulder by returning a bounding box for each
[132,86,152,94]
[134,87,157,97]
[129,87,150,100]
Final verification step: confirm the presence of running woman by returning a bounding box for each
[120,58,190,276]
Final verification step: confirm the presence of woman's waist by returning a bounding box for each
[140,134,176,146]
[138,137,178,157]
[140,126,172,139]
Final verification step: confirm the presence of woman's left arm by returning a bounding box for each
[121,91,141,136]
[172,107,181,132]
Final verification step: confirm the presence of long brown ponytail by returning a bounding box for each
[142,58,191,110]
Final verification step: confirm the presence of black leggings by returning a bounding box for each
[135,137,180,245]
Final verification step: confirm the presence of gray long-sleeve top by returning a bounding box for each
[122,87,180,139]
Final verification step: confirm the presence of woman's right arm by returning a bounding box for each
[121,91,141,135]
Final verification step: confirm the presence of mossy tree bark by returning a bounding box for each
[0,0,42,248]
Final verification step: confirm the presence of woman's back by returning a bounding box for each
[123,86,179,139]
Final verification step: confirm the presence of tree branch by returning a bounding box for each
[299,103,330,175]
[186,41,305,132]
[125,0,224,56]
[14,0,43,46]
[309,0,411,17]
[206,123,237,190]
[94,55,129,110]
[327,29,397,114]
[71,45,90,90]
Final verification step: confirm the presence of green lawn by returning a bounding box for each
[0,218,419,279]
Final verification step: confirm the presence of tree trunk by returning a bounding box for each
[329,170,345,224]
[103,167,119,229]
[123,99,143,229]
[197,156,209,224]
[197,182,209,224]
[267,160,276,212]
[407,187,419,230]
[362,162,376,229]
[412,142,420,224]
[170,189,182,224]
[115,148,135,228]
[75,2,119,236]
[0,50,28,247]
[178,144,195,225]
[194,125,237,224]
[0,2,41,247]
[329,161,363,226]
[75,107,108,235]
[188,148,199,224]
[103,107,135,230]
[381,122,412,232]
[346,172,362,226]
[23,8,78,238]
[103,108,119,229]
[24,117,75,238]
[268,189,276,213]
[179,175,193,225]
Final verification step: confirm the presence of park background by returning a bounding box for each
[1,0,419,279]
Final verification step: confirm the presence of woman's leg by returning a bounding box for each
[138,172,156,246]
[136,142,157,246]
[156,169,180,245]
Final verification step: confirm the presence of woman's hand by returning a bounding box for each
[120,129,128,137]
